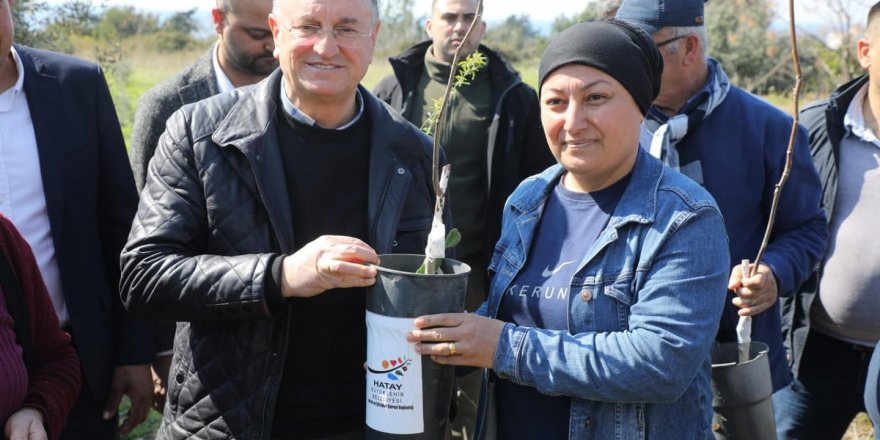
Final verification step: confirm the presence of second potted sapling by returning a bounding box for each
[711,1,803,438]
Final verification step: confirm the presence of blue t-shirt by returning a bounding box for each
[495,173,629,440]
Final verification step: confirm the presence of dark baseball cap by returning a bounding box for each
[615,0,707,35]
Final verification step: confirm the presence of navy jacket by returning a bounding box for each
[17,45,154,401]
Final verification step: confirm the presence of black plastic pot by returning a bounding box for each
[365,254,470,440]
[711,341,777,440]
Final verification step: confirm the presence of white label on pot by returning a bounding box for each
[365,311,423,434]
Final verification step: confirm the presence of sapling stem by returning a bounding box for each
[737,0,801,361]
[421,0,485,274]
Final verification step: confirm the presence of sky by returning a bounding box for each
[41,0,873,34]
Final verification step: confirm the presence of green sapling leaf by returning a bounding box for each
[445,228,461,248]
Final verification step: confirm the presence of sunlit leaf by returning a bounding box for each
[445,228,461,248]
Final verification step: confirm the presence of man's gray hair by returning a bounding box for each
[663,26,709,61]
[272,0,379,21]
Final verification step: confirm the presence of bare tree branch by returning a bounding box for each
[753,0,802,268]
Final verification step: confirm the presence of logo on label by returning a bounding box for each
[541,260,575,278]
[368,356,413,381]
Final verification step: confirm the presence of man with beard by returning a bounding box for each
[130,0,277,190]
[127,0,276,413]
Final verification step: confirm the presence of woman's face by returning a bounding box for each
[540,64,643,192]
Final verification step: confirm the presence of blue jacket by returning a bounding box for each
[474,149,730,439]
[670,85,827,391]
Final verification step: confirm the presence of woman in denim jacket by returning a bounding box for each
[408,19,730,439]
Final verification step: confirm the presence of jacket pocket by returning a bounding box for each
[601,272,636,331]
[392,217,431,254]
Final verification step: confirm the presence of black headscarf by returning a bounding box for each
[538,18,663,115]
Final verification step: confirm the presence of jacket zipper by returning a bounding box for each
[240,149,290,439]
[485,81,521,195]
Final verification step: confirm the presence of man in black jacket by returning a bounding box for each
[374,0,553,313]
[777,2,880,438]
[128,0,276,413]
[374,1,554,437]
[121,0,442,438]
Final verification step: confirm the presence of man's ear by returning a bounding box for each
[682,34,701,67]
[211,8,226,35]
[858,38,872,70]
[425,18,433,39]
[268,13,281,58]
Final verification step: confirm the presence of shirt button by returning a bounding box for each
[397,168,406,175]
[580,288,592,302]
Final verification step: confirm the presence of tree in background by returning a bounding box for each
[11,0,46,48]
[705,0,782,94]
[483,14,544,63]
[375,0,424,58]
[551,2,600,33]
[97,5,160,41]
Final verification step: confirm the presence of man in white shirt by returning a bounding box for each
[0,0,154,437]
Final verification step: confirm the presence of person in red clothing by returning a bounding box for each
[0,213,80,440]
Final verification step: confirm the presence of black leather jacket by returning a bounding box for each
[121,70,439,439]
[781,74,867,376]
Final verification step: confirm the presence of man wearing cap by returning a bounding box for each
[616,0,827,400]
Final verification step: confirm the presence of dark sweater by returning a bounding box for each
[414,48,491,258]
[0,214,80,440]
[271,105,371,438]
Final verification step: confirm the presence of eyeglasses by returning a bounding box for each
[655,34,688,48]
[281,23,373,48]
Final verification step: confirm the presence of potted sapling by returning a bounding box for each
[364,2,487,438]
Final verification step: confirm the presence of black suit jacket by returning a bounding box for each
[16,44,154,401]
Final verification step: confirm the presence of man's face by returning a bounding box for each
[650,28,690,114]
[269,0,378,109]
[218,0,278,78]
[1,0,13,64]
[859,22,880,91]
[426,0,486,64]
